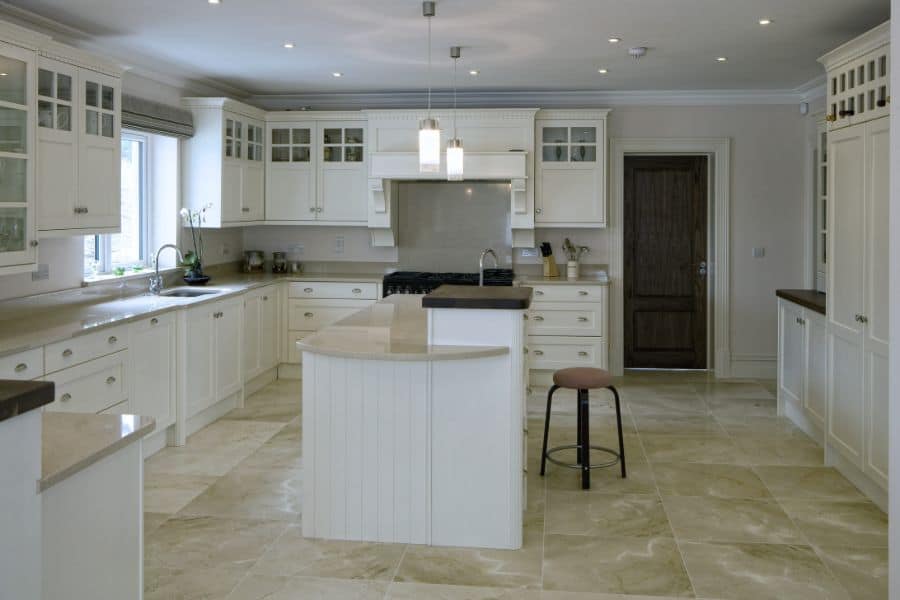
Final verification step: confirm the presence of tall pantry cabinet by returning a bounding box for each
[819,21,890,493]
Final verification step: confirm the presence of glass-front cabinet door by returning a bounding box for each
[266,122,316,221]
[37,57,79,232]
[78,69,120,228]
[317,121,367,223]
[0,42,36,271]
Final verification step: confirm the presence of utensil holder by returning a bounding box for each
[567,260,579,280]
[543,256,559,278]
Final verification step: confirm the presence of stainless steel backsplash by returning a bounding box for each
[397,181,512,272]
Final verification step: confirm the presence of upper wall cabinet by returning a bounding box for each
[264,116,367,226]
[0,40,38,274]
[534,111,609,227]
[182,98,266,227]
[37,54,122,235]
[820,21,890,131]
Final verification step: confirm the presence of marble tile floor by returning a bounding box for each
[143,373,887,599]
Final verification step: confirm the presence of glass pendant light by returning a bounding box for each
[446,46,464,181]
[419,1,440,173]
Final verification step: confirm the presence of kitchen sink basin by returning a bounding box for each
[158,288,223,298]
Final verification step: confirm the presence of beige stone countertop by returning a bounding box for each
[41,412,155,492]
[516,272,609,286]
[297,295,509,362]
[0,272,383,358]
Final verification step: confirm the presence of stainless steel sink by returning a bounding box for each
[158,287,223,298]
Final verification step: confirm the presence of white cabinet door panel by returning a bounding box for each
[215,299,243,399]
[243,293,261,379]
[129,314,176,430]
[184,306,215,417]
[267,168,316,221]
[827,328,864,465]
[778,300,804,410]
[259,290,278,371]
[805,313,828,429]
[221,162,242,223]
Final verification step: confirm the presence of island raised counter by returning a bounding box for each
[298,287,532,550]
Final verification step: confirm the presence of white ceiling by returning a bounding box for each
[4,0,890,96]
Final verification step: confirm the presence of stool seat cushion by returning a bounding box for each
[553,367,613,390]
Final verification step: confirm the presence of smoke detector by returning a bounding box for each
[628,46,648,59]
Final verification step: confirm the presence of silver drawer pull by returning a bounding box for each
[533,315,544,321]
[533,350,544,356]
[352,288,362,294]
[263,296,268,301]
[578,290,588,296]
[309,207,316,213]
[304,287,313,293]
[108,335,117,344]
[242,207,250,212]
[62,349,73,357]
[535,290,544,296]
[14,363,27,373]
[577,317,589,322]
[578,351,589,357]
[106,376,116,384]
[61,393,72,402]
[304,312,314,318]
[151,318,159,325]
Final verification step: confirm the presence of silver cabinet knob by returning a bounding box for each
[535,208,542,214]
[352,288,362,294]
[30,240,39,247]
[263,296,268,301]
[14,363,27,373]
[242,207,250,212]
[304,312,314,318]
[316,207,323,213]
[309,207,316,213]
[62,349,73,357]
[578,351,588,357]
[533,315,544,321]
[533,350,544,356]
[535,290,544,296]
[61,393,72,402]
[577,316,589,322]
[150,317,159,325]
[578,290,588,296]
[108,335,117,344]
[304,287,313,293]
[106,376,116,384]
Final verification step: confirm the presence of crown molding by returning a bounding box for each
[818,20,890,70]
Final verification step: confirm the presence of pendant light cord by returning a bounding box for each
[427,15,432,117]
[452,54,458,138]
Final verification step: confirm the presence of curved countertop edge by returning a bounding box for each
[297,340,509,362]
[40,413,156,492]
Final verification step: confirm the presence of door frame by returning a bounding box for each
[609,138,731,377]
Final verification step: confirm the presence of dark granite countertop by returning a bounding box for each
[776,289,826,315]
[0,380,54,423]
[422,285,533,310]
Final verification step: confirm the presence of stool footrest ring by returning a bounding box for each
[544,444,621,470]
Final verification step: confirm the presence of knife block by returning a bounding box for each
[542,256,559,278]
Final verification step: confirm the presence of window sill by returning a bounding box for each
[82,267,180,287]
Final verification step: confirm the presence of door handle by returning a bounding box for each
[14,363,27,373]
[533,315,544,321]
[855,314,869,324]
[698,261,707,277]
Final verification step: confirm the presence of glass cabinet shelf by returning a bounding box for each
[322,127,364,163]
[541,126,597,163]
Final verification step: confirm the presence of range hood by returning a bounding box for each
[367,151,530,247]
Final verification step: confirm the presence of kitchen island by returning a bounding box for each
[298,286,532,550]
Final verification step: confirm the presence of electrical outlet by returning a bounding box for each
[520,248,539,258]
[752,247,766,258]
[31,264,49,281]
[334,235,345,255]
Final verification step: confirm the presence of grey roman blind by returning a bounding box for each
[121,94,194,138]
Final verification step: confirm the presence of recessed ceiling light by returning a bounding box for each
[758,18,773,25]
[597,68,608,74]
[0,73,7,77]
[716,56,728,62]
[469,69,479,76]
[608,37,621,43]
[207,0,220,4]
[283,42,295,49]
[332,72,343,78]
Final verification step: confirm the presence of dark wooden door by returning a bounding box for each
[624,156,708,369]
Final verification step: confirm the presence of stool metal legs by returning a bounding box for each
[540,384,627,489]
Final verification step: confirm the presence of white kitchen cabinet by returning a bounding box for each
[129,313,176,432]
[0,347,43,380]
[0,40,39,275]
[777,298,827,434]
[182,296,243,419]
[43,350,129,414]
[36,57,77,232]
[317,121,367,223]
[182,98,266,227]
[243,286,279,381]
[265,122,316,221]
[534,114,608,227]
[76,69,121,230]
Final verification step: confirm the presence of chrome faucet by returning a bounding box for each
[479,248,499,287]
[149,244,184,295]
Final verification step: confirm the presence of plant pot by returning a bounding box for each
[566,260,579,281]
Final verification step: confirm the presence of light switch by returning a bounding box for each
[334,235,345,255]
[752,247,766,258]
[521,248,538,258]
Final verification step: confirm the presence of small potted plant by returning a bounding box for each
[179,203,213,285]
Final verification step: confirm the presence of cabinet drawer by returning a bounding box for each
[287,299,373,330]
[45,324,128,374]
[530,284,605,303]
[528,303,603,336]
[99,399,132,415]
[288,281,377,300]
[44,351,128,414]
[527,336,606,370]
[286,331,311,364]
[0,348,44,380]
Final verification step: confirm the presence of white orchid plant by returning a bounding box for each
[179,203,213,277]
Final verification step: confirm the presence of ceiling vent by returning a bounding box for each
[628,46,648,59]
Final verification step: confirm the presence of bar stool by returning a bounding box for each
[539,367,626,490]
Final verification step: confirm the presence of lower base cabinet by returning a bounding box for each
[243,285,279,380]
[129,313,177,432]
[777,299,827,432]
[181,297,243,420]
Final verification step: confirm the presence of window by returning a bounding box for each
[84,131,149,275]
